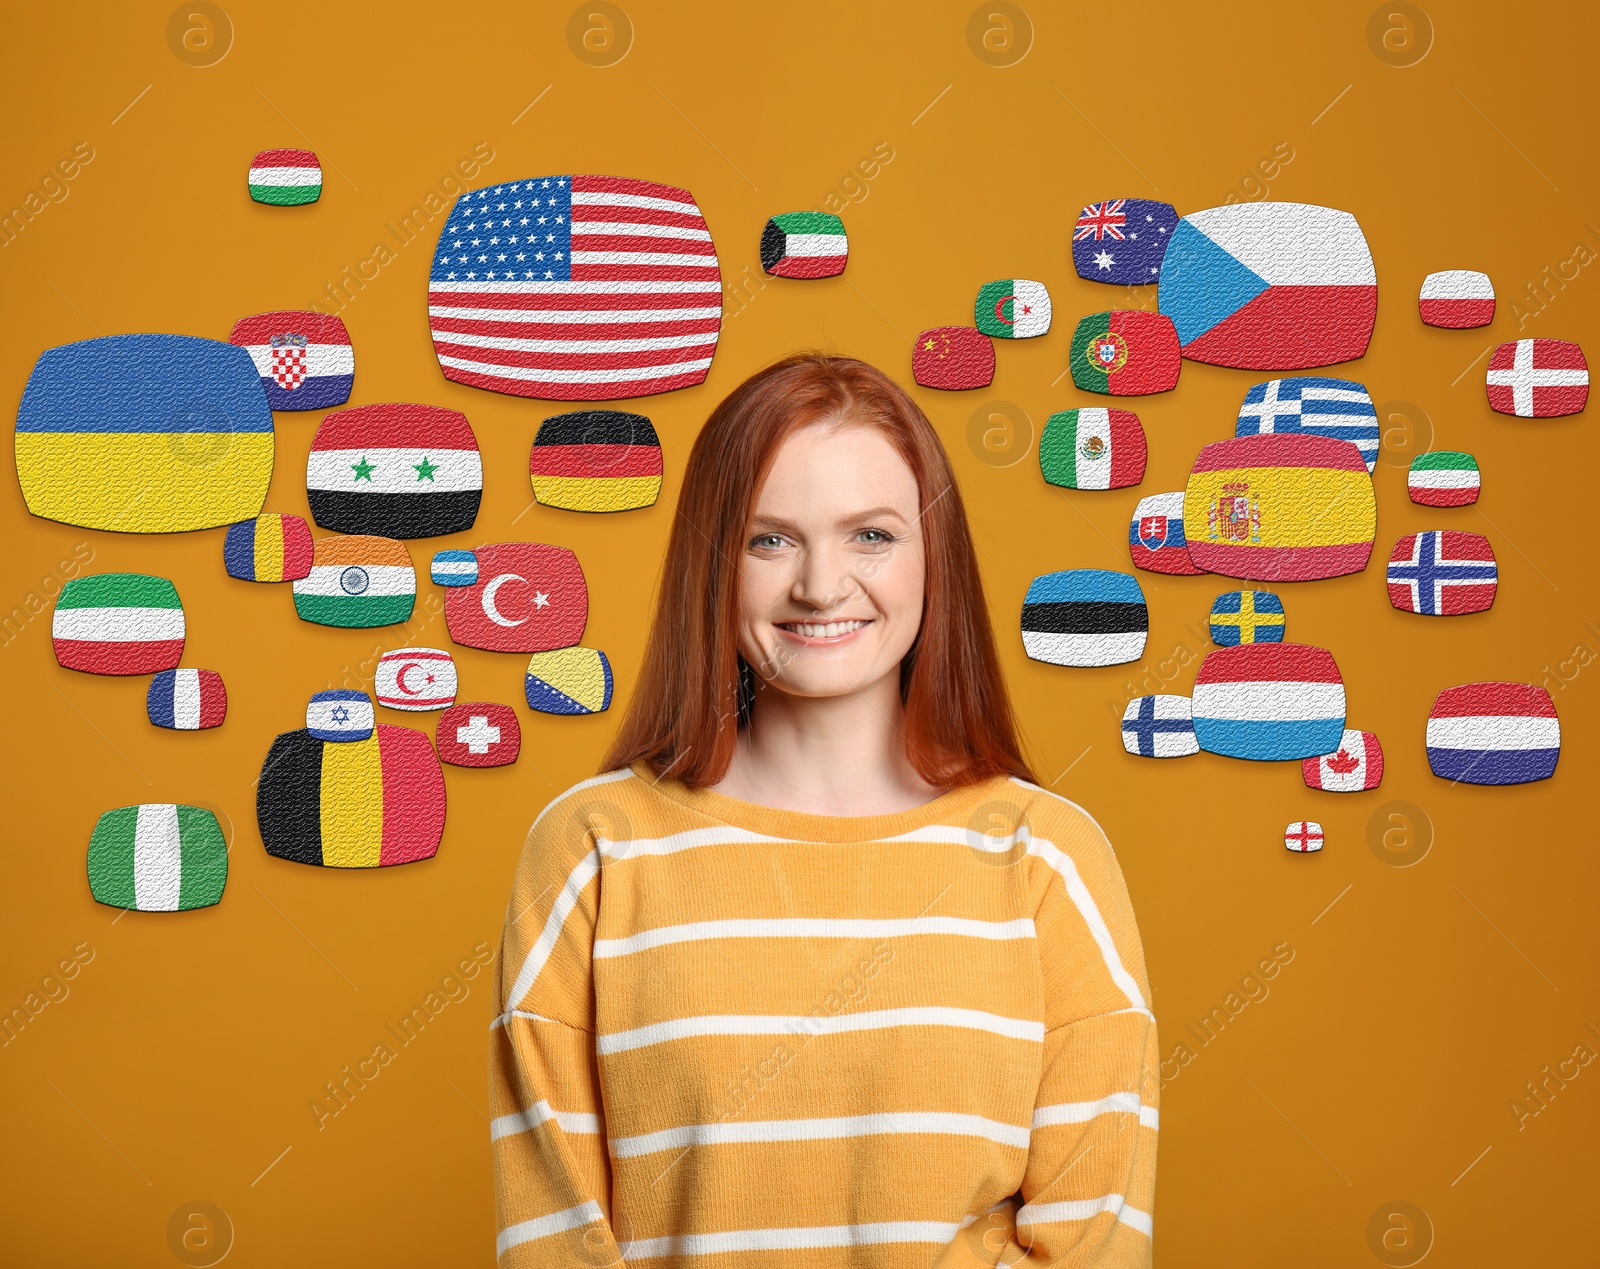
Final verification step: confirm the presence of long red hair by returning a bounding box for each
[603,353,1034,788]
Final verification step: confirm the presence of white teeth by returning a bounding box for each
[789,620,867,638]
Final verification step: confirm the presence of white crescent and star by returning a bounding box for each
[482,573,554,626]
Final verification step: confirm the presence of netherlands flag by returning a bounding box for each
[1192,642,1346,761]
[1426,683,1560,786]
[229,311,354,411]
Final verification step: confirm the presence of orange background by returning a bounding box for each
[2,1,1597,1265]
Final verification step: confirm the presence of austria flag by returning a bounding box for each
[1158,203,1376,369]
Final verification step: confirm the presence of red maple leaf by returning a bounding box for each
[1326,748,1359,775]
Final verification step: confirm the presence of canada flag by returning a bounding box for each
[1302,728,1384,792]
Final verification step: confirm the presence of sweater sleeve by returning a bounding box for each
[1011,794,1159,1266]
[489,791,619,1266]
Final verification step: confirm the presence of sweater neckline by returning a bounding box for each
[630,764,1013,845]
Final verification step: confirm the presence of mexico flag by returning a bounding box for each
[52,574,185,675]
[1407,451,1480,507]
[86,804,228,912]
[975,279,1051,339]
[248,148,322,206]
[1038,408,1146,490]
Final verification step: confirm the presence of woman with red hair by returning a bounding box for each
[492,355,1156,1266]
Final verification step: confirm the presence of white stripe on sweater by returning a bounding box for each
[1017,1193,1152,1238]
[594,916,1036,958]
[618,1220,963,1258]
[1033,1094,1159,1131]
[490,1099,601,1142]
[611,1111,1030,1158]
[597,1007,1044,1056]
[496,1200,605,1255]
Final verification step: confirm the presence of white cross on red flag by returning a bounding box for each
[1485,338,1588,417]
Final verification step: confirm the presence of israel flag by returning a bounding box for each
[1235,377,1379,472]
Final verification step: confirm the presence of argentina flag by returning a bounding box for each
[1235,377,1379,472]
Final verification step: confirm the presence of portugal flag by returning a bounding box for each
[1070,310,1181,396]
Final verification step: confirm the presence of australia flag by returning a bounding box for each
[1073,198,1180,286]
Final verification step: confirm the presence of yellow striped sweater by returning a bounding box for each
[491,766,1157,1266]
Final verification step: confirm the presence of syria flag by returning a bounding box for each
[1303,728,1384,792]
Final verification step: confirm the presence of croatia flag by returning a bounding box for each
[1485,339,1589,418]
[1157,203,1376,369]
[229,311,354,411]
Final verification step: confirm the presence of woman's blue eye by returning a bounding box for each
[859,529,892,544]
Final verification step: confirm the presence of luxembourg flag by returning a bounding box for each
[228,311,354,411]
[1191,642,1347,761]
[1157,203,1376,369]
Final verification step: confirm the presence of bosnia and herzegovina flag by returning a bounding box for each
[16,334,274,533]
[256,725,445,867]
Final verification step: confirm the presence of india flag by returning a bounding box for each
[86,804,228,912]
[248,148,322,206]
[52,573,185,675]
[760,212,848,279]
[1407,451,1481,507]
[293,535,416,629]
[975,279,1052,339]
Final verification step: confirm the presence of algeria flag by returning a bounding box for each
[975,279,1051,339]
[1408,451,1480,507]
[86,804,228,911]
[1038,408,1147,490]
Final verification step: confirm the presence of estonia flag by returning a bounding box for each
[1021,570,1148,667]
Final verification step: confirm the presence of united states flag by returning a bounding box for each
[427,175,722,401]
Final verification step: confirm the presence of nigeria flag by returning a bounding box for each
[86,804,228,911]
[974,279,1051,338]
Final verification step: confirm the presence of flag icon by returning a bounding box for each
[760,212,848,279]
[293,536,416,629]
[1284,821,1324,853]
[1426,682,1560,786]
[1158,203,1376,369]
[229,311,353,410]
[53,574,185,675]
[529,410,663,513]
[224,513,314,582]
[1387,531,1498,616]
[1192,642,1347,761]
[1069,311,1180,396]
[1128,492,1204,575]
[427,175,722,401]
[525,647,614,715]
[147,669,227,731]
[248,148,322,206]
[375,648,458,711]
[307,404,482,539]
[912,327,994,390]
[1486,339,1588,417]
[431,550,479,587]
[1183,434,1375,582]
[1209,590,1285,645]
[444,543,589,653]
[974,279,1051,339]
[1419,270,1495,328]
[1303,729,1383,792]
[87,804,228,911]
[1408,451,1480,507]
[16,334,274,534]
[1073,199,1179,285]
[1039,408,1146,490]
[1021,570,1148,667]
[306,690,375,742]
[1235,377,1379,472]
[1121,695,1198,758]
[437,702,521,767]
[256,725,446,867]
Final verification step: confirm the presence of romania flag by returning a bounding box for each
[224,513,314,582]
[256,725,446,867]
[529,411,662,513]
[16,334,274,533]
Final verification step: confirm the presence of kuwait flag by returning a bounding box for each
[86,804,227,912]
[293,535,416,629]
[1039,408,1146,489]
[228,311,354,411]
[256,725,447,867]
[52,574,184,675]
[1303,728,1384,791]
[1069,310,1180,395]
[1157,203,1376,369]
[530,410,664,513]
[1408,451,1480,507]
[760,212,848,279]
[307,404,482,539]
[1020,569,1148,667]
[1486,339,1589,417]
[224,513,314,582]
[1427,682,1560,786]
[1191,642,1346,761]
[1418,270,1495,329]
[248,148,322,206]
[975,279,1052,339]
[147,669,228,731]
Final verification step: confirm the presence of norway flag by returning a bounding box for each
[1157,203,1377,370]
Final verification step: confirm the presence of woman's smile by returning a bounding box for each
[774,617,874,644]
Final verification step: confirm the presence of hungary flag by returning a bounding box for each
[1038,408,1147,489]
[1408,451,1480,507]
[975,279,1051,339]
[52,573,185,675]
[760,212,848,278]
[1070,310,1181,396]
[248,148,322,206]
[86,804,227,912]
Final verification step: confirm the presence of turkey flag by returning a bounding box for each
[443,543,588,653]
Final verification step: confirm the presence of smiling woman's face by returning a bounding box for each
[737,420,927,701]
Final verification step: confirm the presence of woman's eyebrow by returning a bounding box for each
[750,507,913,533]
